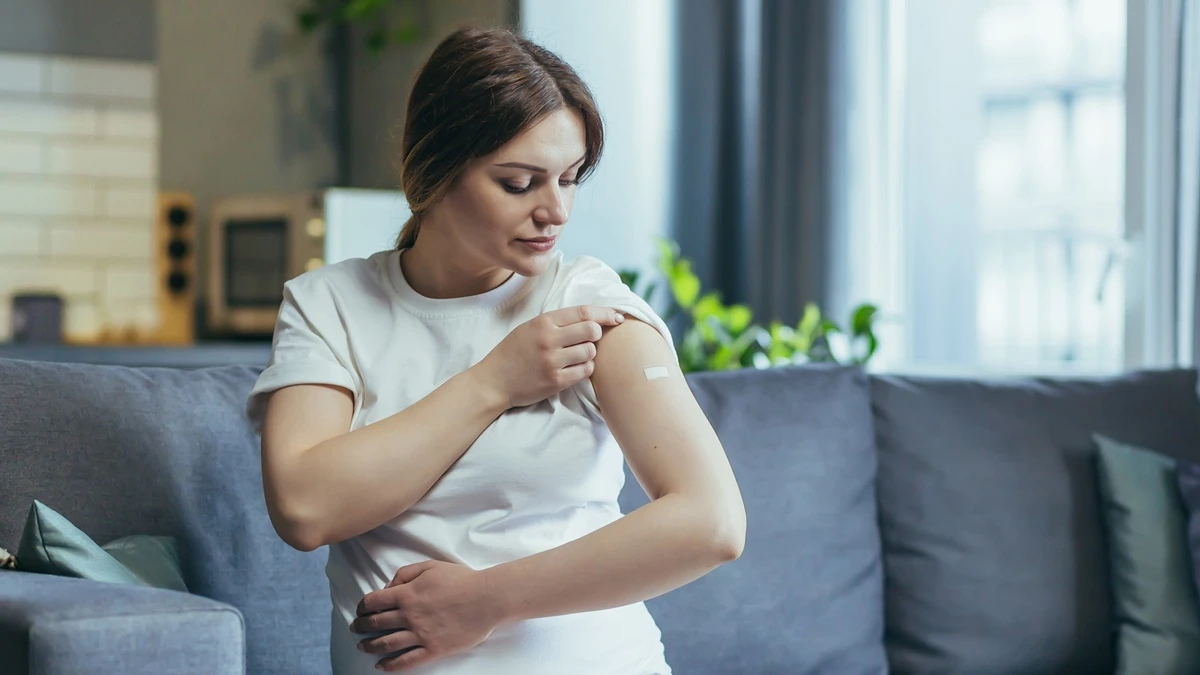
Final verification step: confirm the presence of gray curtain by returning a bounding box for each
[672,0,856,325]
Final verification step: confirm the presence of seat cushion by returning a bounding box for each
[620,365,888,675]
[0,571,244,675]
[872,368,1200,675]
[0,358,331,675]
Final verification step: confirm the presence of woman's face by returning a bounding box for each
[432,107,588,278]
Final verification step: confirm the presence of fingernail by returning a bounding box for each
[616,312,625,323]
[357,642,365,652]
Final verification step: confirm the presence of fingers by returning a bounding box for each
[548,305,625,328]
[388,560,436,588]
[358,629,421,656]
[555,321,605,348]
[350,609,407,634]
[557,360,596,386]
[554,342,597,369]
[378,646,434,672]
[357,587,399,616]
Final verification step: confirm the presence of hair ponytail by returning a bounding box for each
[395,214,419,250]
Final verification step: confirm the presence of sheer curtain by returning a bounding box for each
[1174,1,1200,366]
[1125,0,1200,368]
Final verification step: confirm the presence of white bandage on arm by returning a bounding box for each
[643,366,671,381]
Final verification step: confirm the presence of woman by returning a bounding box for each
[248,26,746,675]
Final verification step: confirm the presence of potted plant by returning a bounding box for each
[620,239,879,373]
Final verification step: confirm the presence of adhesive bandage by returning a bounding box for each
[643,366,671,381]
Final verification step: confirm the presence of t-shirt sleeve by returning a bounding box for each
[553,256,677,417]
[245,276,361,434]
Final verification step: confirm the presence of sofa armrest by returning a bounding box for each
[0,570,244,675]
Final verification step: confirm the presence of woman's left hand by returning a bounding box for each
[350,560,506,672]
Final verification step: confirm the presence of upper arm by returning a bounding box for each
[589,319,741,507]
[259,383,353,519]
[261,383,353,465]
[249,274,359,519]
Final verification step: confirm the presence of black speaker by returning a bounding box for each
[156,192,197,344]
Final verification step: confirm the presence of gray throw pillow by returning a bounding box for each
[1095,434,1200,674]
[16,500,188,592]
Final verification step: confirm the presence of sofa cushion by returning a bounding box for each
[0,358,331,675]
[1094,434,1200,674]
[620,365,888,675]
[872,368,1200,675]
[0,571,244,675]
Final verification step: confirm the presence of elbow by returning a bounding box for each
[707,502,747,563]
[713,518,746,562]
[280,525,326,553]
[266,496,328,553]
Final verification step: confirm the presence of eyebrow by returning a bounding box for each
[494,154,587,173]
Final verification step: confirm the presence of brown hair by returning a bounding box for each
[394,27,605,250]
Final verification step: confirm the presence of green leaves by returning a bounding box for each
[620,238,881,373]
[657,239,701,310]
[294,0,424,53]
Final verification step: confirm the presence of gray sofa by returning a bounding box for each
[1,356,1198,674]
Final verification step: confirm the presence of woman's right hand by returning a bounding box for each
[473,305,626,409]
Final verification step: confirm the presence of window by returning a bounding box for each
[877,0,1132,375]
[975,0,1127,371]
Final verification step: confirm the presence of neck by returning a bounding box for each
[401,225,514,300]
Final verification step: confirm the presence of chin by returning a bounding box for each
[509,255,553,278]
[506,243,557,277]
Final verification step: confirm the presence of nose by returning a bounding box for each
[534,184,569,226]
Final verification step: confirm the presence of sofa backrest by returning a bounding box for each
[872,368,1200,674]
[0,358,331,675]
[621,364,889,674]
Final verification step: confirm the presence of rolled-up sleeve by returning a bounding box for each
[554,256,677,418]
[245,277,361,433]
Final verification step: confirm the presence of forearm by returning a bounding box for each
[277,368,508,548]
[481,493,742,623]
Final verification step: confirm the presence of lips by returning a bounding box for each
[517,235,557,252]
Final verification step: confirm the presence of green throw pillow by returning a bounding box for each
[16,500,188,592]
[1094,434,1200,674]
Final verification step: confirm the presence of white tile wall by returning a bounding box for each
[0,53,44,94]
[0,51,159,342]
[100,107,158,140]
[48,59,155,100]
[103,264,156,299]
[0,99,100,136]
[0,221,42,255]
[48,140,156,180]
[0,180,98,217]
[0,138,43,173]
[48,222,154,259]
[101,185,156,219]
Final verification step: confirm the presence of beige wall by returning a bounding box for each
[157,0,512,317]
[346,0,514,189]
[156,0,340,314]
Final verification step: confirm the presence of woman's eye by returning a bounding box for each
[503,182,530,194]
[559,179,579,187]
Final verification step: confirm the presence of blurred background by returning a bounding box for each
[0,0,1195,378]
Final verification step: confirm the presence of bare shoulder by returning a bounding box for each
[591,318,679,392]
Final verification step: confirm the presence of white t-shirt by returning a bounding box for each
[246,248,675,675]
